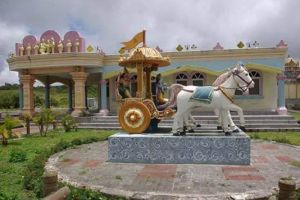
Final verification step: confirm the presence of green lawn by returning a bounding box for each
[248,131,300,146]
[289,111,300,121]
[0,129,115,200]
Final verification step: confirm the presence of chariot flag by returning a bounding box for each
[120,30,145,51]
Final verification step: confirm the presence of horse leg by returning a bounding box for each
[183,112,194,134]
[226,111,239,133]
[228,104,246,131]
[221,109,231,136]
[215,109,222,130]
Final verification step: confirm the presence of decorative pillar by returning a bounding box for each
[277,74,287,115]
[85,85,88,110]
[20,74,35,115]
[98,79,109,116]
[145,67,152,99]
[68,81,73,112]
[44,77,50,108]
[136,64,144,98]
[98,80,101,111]
[70,72,88,117]
[19,82,23,110]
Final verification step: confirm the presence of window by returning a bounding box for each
[249,71,261,95]
[192,73,204,86]
[176,73,188,86]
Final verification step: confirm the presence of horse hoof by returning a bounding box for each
[239,126,246,131]
[232,129,240,133]
[217,126,222,130]
[225,132,232,136]
[180,132,186,136]
[188,129,195,133]
[173,132,180,136]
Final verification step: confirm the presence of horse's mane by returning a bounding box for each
[212,71,231,86]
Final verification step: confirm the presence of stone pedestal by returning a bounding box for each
[108,131,250,165]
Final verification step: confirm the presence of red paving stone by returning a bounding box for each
[224,174,265,181]
[261,144,279,150]
[137,164,177,179]
[275,156,293,163]
[222,166,258,172]
[252,156,270,164]
[82,160,103,168]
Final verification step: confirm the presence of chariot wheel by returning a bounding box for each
[118,101,151,134]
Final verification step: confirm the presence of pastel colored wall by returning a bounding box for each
[235,72,278,111]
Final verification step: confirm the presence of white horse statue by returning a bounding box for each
[170,63,254,136]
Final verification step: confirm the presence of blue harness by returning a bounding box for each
[189,86,214,104]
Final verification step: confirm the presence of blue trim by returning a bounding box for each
[101,57,284,74]
[234,95,264,100]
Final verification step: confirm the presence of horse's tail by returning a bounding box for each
[168,83,184,108]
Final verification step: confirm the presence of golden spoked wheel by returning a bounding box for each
[118,101,151,134]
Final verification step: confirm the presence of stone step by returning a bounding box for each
[79,123,300,129]
[90,119,299,124]
[77,126,300,132]
[80,121,300,127]
[91,115,294,121]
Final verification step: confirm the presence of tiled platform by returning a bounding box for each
[45,140,300,200]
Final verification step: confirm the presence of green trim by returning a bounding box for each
[235,95,264,100]
[245,63,282,73]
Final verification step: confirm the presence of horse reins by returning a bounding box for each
[232,70,253,93]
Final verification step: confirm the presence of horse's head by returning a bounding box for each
[231,63,254,93]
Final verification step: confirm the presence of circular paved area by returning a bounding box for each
[46,140,300,200]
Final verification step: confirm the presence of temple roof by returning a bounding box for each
[285,57,299,67]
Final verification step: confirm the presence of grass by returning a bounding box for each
[248,132,300,146]
[0,129,115,200]
[289,111,300,121]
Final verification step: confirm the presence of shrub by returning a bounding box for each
[9,149,27,163]
[33,108,54,136]
[61,114,77,132]
[0,91,19,109]
[0,116,22,145]
[50,97,59,107]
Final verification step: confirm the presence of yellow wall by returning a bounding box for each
[235,71,277,111]
[285,82,300,99]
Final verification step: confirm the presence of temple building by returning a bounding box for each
[7,30,288,116]
[284,57,300,108]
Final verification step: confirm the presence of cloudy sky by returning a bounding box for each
[0,0,299,85]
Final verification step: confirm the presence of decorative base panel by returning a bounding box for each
[108,132,250,165]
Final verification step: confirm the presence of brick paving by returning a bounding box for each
[45,140,300,200]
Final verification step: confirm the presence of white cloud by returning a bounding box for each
[0,0,299,85]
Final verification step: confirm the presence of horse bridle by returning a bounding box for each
[232,69,253,93]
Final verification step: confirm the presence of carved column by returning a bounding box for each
[19,82,23,110]
[68,81,73,112]
[98,79,109,116]
[277,74,287,115]
[70,72,88,117]
[20,74,35,115]
[136,64,144,98]
[44,76,50,108]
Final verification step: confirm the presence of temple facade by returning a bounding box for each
[7,30,288,116]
